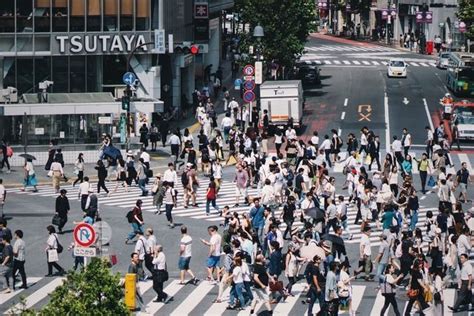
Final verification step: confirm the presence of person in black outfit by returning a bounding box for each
[368,135,381,171]
[405,259,430,315]
[55,189,70,234]
[262,110,269,132]
[159,119,169,147]
[282,196,296,240]
[95,160,109,195]
[139,124,149,149]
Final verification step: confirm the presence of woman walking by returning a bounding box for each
[73,153,85,186]
[205,179,219,216]
[284,246,305,295]
[163,182,178,228]
[112,158,128,194]
[380,264,403,316]
[338,260,356,316]
[22,158,38,192]
[45,225,65,277]
[95,160,109,195]
[405,259,430,316]
[49,158,64,193]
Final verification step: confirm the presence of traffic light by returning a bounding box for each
[121,95,130,111]
[174,44,200,55]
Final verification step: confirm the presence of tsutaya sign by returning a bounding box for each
[54,32,152,55]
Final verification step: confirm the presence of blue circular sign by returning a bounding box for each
[234,78,242,86]
[122,72,136,85]
[243,80,255,91]
[243,90,256,103]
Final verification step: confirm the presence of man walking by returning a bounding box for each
[449,253,472,312]
[456,162,470,202]
[401,128,412,157]
[234,164,249,207]
[250,254,272,316]
[137,159,148,196]
[354,225,373,281]
[12,230,27,290]
[77,176,90,212]
[126,200,145,244]
[55,189,70,234]
[0,236,13,293]
[178,226,198,285]
[200,225,221,284]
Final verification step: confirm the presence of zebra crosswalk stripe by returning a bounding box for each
[169,282,215,316]
[141,280,183,315]
[0,277,42,305]
[272,283,306,315]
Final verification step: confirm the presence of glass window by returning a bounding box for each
[34,0,50,32]
[120,0,133,31]
[17,58,35,95]
[0,0,14,29]
[136,0,149,30]
[17,34,34,52]
[52,0,67,32]
[87,0,101,31]
[16,0,33,32]
[34,34,50,52]
[70,56,86,92]
[0,35,15,53]
[104,0,118,31]
[70,0,85,31]
[103,55,126,85]
[3,57,16,89]
[52,56,68,92]
[87,56,98,92]
[35,56,52,93]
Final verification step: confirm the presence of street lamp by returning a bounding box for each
[253,25,264,38]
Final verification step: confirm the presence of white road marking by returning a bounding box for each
[362,61,371,65]
[169,282,215,316]
[333,60,342,64]
[141,280,183,315]
[372,61,380,65]
[344,98,348,107]
[352,60,361,65]
[343,60,351,65]
[384,93,390,153]
[341,112,346,120]
[324,60,332,64]
[420,62,429,67]
[273,283,306,315]
[410,62,420,66]
[423,98,434,130]
[0,277,42,305]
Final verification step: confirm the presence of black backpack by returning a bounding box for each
[181,172,189,186]
[126,210,134,223]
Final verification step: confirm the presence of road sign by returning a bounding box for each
[243,80,255,91]
[243,75,255,81]
[243,90,256,103]
[93,221,113,245]
[122,72,136,85]
[74,246,97,257]
[234,78,242,90]
[73,223,96,247]
[243,65,255,76]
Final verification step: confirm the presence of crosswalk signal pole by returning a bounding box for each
[122,85,132,150]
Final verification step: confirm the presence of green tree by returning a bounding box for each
[457,0,474,40]
[39,258,128,316]
[235,0,317,74]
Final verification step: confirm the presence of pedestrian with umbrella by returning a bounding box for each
[21,158,38,192]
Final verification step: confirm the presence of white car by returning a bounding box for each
[387,59,407,78]
[436,52,451,69]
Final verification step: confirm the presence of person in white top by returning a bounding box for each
[49,158,64,193]
[163,163,178,186]
[450,253,473,312]
[145,228,156,274]
[134,230,148,280]
[179,226,198,285]
[391,135,403,168]
[401,128,412,157]
[456,227,472,256]
[359,129,368,157]
[320,135,332,167]
[45,225,65,276]
[354,225,373,281]
[228,256,246,310]
[0,179,5,217]
[221,113,233,142]
[151,245,170,303]
[140,149,151,169]
[200,225,222,284]
[311,131,320,150]
[285,126,297,141]
[167,133,181,162]
[425,126,434,158]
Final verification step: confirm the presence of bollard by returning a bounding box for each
[124,273,136,310]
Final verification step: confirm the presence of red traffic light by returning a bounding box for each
[190,45,199,55]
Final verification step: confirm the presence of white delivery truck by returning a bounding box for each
[260,80,304,133]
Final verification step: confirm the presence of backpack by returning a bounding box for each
[126,210,134,223]
[6,146,13,157]
[181,172,189,186]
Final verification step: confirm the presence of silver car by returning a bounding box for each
[436,52,451,69]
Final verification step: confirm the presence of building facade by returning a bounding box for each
[0,0,234,145]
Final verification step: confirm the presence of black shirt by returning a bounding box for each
[253,263,269,288]
[295,174,304,192]
[2,244,13,267]
[283,203,296,221]
[305,263,325,288]
[55,195,70,217]
[410,269,423,290]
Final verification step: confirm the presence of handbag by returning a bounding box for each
[47,249,59,262]
[407,288,419,299]
[337,281,349,298]
[54,235,64,253]
[424,288,433,302]
[427,176,436,187]
[47,170,53,177]
[269,280,284,292]
[52,214,62,226]
[433,291,441,303]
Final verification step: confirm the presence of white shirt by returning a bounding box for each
[180,234,193,258]
[402,133,412,147]
[242,262,251,282]
[232,266,244,283]
[311,136,320,148]
[167,134,181,145]
[78,181,91,196]
[460,261,473,280]
[221,116,233,128]
[457,234,472,256]
[140,151,150,163]
[134,236,147,260]
[301,198,315,210]
[427,130,433,141]
[391,139,402,152]
[163,169,178,184]
[47,234,58,249]
[285,129,296,140]
[152,252,166,270]
[210,233,222,256]
[229,100,239,110]
[321,139,331,150]
[0,184,5,202]
[147,235,157,254]
[13,238,25,261]
[360,133,368,146]
[360,234,372,256]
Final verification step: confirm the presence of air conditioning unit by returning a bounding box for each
[0,86,18,103]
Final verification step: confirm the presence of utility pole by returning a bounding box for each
[386,0,391,45]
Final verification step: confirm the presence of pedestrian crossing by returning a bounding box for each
[298,56,437,67]
[305,45,397,52]
[0,275,464,315]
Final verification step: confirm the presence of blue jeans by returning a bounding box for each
[256,226,264,246]
[409,211,418,231]
[138,178,148,195]
[376,263,387,284]
[308,288,325,316]
[128,222,144,240]
[206,199,219,214]
[229,282,246,307]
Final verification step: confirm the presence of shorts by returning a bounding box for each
[253,287,270,301]
[460,183,467,194]
[207,255,220,268]
[192,184,199,193]
[178,256,191,270]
